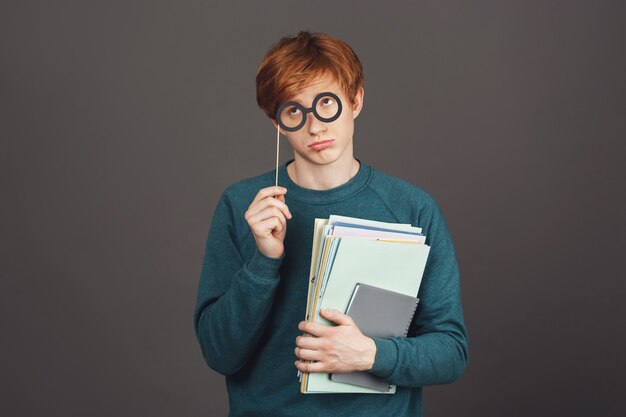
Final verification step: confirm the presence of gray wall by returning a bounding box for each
[2,1,625,416]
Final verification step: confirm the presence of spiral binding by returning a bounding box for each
[402,298,420,337]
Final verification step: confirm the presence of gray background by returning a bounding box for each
[2,1,625,416]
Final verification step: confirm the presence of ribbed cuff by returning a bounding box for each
[368,337,398,378]
[245,246,285,280]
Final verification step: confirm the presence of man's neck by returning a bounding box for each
[287,155,360,191]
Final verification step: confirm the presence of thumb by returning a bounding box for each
[320,308,353,326]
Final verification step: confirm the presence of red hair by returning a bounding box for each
[256,31,364,120]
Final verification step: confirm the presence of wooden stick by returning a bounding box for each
[275,123,280,187]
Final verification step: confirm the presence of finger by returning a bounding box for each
[247,195,292,220]
[246,195,291,221]
[320,308,354,326]
[294,347,324,362]
[298,320,330,337]
[248,207,287,231]
[251,186,287,206]
[295,335,325,350]
[249,215,285,238]
[256,217,284,236]
[294,359,327,374]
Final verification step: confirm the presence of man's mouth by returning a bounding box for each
[308,139,334,150]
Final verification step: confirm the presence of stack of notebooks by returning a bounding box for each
[298,215,431,394]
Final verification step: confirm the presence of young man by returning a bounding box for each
[194,31,468,416]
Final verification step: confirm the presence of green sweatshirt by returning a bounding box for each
[194,158,468,417]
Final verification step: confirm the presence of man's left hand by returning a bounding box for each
[294,308,376,374]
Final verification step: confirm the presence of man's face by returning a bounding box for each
[273,72,364,168]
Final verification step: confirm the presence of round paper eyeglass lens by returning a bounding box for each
[313,93,341,122]
[278,103,306,131]
[276,92,343,132]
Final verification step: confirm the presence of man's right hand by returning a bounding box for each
[244,186,292,259]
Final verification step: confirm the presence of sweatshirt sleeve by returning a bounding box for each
[193,191,285,376]
[367,197,469,387]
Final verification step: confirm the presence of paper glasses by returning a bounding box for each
[275,92,343,132]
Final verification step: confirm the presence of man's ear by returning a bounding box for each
[352,86,365,119]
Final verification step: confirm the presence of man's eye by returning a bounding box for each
[322,98,334,106]
[289,107,300,116]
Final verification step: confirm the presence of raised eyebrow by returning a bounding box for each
[280,99,305,110]
[285,91,336,106]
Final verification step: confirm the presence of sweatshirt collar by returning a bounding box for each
[277,157,371,205]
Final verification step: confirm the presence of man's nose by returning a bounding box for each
[307,113,326,135]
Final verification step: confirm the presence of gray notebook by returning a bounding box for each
[330,283,419,391]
